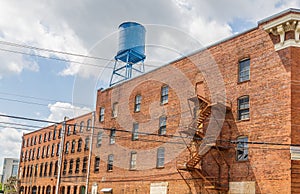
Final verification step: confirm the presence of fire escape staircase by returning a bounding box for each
[177,95,231,192]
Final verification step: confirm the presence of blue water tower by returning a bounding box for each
[110,22,146,86]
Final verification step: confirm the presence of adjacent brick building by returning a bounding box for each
[19,8,300,194]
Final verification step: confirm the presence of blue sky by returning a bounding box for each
[0,0,300,174]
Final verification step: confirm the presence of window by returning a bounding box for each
[82,157,88,173]
[65,141,70,154]
[37,147,40,159]
[29,165,33,177]
[49,162,53,176]
[71,140,76,153]
[46,145,50,157]
[69,159,73,174]
[238,96,250,120]
[56,143,60,156]
[39,134,42,143]
[39,163,42,177]
[44,162,48,176]
[97,132,103,147]
[134,95,142,112]
[27,138,30,147]
[157,147,165,168]
[78,139,82,152]
[42,146,46,158]
[32,148,35,160]
[44,133,47,142]
[12,165,18,176]
[53,126,57,140]
[159,116,167,135]
[87,119,92,131]
[54,161,58,176]
[35,164,38,177]
[85,137,90,151]
[63,160,67,175]
[161,85,169,104]
[58,128,62,138]
[112,102,118,117]
[73,124,77,134]
[80,121,84,133]
[75,158,80,173]
[132,123,139,140]
[67,125,71,136]
[51,144,55,157]
[99,107,105,122]
[107,154,113,171]
[28,149,32,161]
[94,157,100,172]
[130,152,137,170]
[25,150,28,161]
[34,136,37,145]
[48,131,52,141]
[110,129,116,144]
[236,136,249,161]
[238,58,250,82]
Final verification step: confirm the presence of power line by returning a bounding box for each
[0,91,92,107]
[0,113,297,149]
[0,97,92,111]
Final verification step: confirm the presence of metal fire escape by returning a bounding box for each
[177,95,231,193]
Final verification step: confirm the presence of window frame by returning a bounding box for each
[107,154,114,171]
[99,107,105,122]
[94,156,100,173]
[134,95,142,112]
[156,147,165,168]
[130,151,137,170]
[87,119,92,131]
[161,85,169,105]
[109,129,116,144]
[238,58,250,83]
[132,123,139,141]
[159,116,167,135]
[97,132,103,147]
[236,136,249,161]
[238,96,250,120]
[112,102,118,118]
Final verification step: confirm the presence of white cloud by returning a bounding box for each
[0,115,24,174]
[47,102,91,122]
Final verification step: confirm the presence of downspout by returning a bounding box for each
[85,111,95,194]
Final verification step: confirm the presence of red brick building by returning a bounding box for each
[19,8,300,194]
[19,112,94,194]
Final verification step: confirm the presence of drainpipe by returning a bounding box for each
[85,111,95,194]
[55,117,67,194]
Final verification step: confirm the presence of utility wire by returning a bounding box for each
[0,91,92,108]
[1,113,298,149]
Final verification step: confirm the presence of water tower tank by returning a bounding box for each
[115,22,146,63]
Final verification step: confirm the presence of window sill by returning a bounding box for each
[160,102,168,106]
[107,170,113,172]
[236,118,250,123]
[237,80,250,85]
[156,166,164,169]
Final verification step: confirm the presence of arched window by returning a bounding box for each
[65,141,70,154]
[49,162,53,176]
[80,121,84,133]
[54,161,58,176]
[71,140,76,153]
[77,139,82,152]
[46,185,51,194]
[87,119,92,131]
[84,137,90,151]
[44,162,48,176]
[39,163,43,177]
